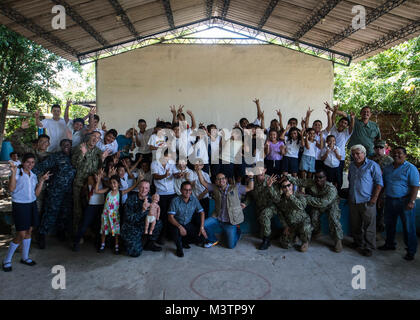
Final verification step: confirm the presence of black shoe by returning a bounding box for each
[20,259,36,266]
[176,248,184,257]
[360,248,372,257]
[2,262,12,272]
[182,242,191,249]
[404,253,414,261]
[72,243,80,252]
[38,234,46,249]
[144,241,162,252]
[258,237,271,250]
[156,238,165,245]
[378,244,396,251]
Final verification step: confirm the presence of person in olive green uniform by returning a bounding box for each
[270,177,312,252]
[369,140,393,234]
[286,172,344,252]
[245,169,283,250]
[71,132,109,235]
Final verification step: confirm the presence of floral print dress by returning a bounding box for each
[100,192,120,236]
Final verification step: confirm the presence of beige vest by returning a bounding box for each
[211,184,244,225]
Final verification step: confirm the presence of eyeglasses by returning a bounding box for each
[281,183,292,189]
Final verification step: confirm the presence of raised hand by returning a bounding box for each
[9,162,17,175]
[186,110,193,117]
[267,174,278,187]
[177,105,184,114]
[306,107,314,116]
[324,101,332,111]
[21,119,30,129]
[101,148,111,161]
[101,122,107,131]
[108,167,117,177]
[260,110,265,120]
[89,106,97,115]
[40,171,52,182]
[253,98,260,105]
[80,143,88,155]
[301,118,306,129]
[170,105,176,115]
[276,109,282,117]
[66,99,72,108]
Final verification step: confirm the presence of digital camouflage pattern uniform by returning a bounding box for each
[33,152,76,236]
[121,193,162,257]
[269,188,312,248]
[369,154,394,233]
[287,175,343,241]
[71,145,103,234]
[246,175,285,238]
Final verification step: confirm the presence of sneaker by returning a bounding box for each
[403,253,414,261]
[20,259,36,266]
[258,237,271,250]
[204,241,219,248]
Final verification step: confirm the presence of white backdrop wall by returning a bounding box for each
[97,44,334,134]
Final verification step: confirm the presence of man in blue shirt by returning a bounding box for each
[379,147,419,261]
[168,181,207,257]
[348,144,383,257]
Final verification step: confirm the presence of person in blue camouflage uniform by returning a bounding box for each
[121,180,162,257]
[245,169,284,250]
[33,139,76,249]
[286,172,344,253]
[269,176,312,252]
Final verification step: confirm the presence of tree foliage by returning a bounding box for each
[334,36,419,165]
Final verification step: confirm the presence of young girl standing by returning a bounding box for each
[299,128,323,179]
[3,153,50,272]
[321,135,341,188]
[264,129,285,176]
[280,126,301,177]
[95,169,138,254]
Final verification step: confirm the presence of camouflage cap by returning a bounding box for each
[374,140,386,148]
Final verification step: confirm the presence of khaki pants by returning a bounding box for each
[349,202,377,250]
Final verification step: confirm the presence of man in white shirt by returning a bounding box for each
[135,119,153,163]
[35,105,67,152]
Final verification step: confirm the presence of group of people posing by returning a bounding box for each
[2,99,419,272]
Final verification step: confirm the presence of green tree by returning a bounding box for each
[334,36,419,165]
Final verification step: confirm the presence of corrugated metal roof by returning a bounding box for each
[0,0,418,63]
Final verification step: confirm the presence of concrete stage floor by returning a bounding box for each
[1,233,419,300]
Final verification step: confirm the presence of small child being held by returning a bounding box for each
[9,152,21,167]
[144,194,160,235]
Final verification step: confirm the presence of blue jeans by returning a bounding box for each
[384,197,417,255]
[204,217,240,249]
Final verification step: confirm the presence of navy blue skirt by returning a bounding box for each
[12,201,39,232]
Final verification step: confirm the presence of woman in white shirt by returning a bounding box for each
[3,153,50,272]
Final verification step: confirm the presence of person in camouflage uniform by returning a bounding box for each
[269,177,312,252]
[246,169,283,250]
[72,132,108,236]
[33,139,76,248]
[121,180,162,257]
[287,171,344,253]
[369,140,394,234]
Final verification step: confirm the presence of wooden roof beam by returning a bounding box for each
[0,2,79,56]
[257,0,279,30]
[108,0,140,39]
[51,0,110,47]
[323,0,408,49]
[293,0,342,40]
[161,0,175,29]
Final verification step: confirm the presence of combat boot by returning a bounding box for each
[333,240,342,253]
[258,237,271,250]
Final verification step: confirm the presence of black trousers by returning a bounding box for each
[74,204,103,245]
[169,221,204,249]
[158,193,177,240]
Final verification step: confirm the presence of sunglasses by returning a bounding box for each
[281,183,292,189]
